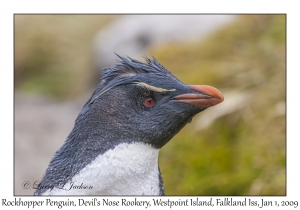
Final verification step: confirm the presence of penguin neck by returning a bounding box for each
[42,142,162,195]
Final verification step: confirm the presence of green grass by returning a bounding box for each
[15,15,116,98]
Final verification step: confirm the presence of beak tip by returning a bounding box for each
[219,92,225,103]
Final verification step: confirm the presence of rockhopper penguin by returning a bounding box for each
[34,55,224,195]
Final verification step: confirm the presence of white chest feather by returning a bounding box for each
[42,142,160,195]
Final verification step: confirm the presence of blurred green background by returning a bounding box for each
[14,14,285,195]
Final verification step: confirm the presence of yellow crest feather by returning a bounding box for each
[132,82,176,92]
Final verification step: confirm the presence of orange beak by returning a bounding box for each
[175,85,224,107]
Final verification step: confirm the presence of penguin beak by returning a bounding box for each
[175,85,224,107]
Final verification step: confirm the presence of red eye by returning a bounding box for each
[144,97,156,107]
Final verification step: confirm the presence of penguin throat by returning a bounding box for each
[42,142,161,195]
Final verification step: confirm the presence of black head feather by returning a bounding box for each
[89,54,178,105]
[102,54,173,82]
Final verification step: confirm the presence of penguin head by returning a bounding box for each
[82,55,224,149]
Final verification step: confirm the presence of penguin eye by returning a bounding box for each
[144,97,156,107]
